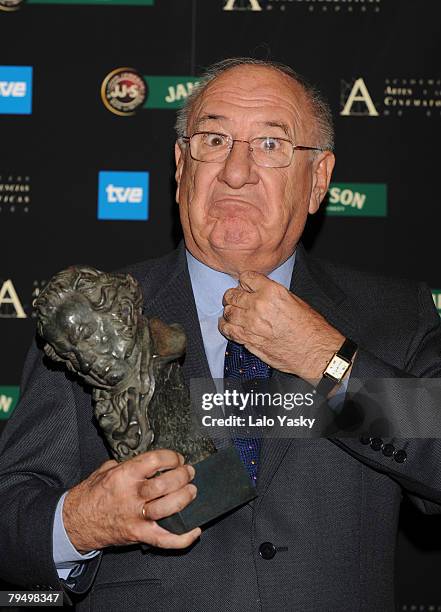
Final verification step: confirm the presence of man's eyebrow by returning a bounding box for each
[194,114,229,129]
[192,116,292,137]
[258,121,291,137]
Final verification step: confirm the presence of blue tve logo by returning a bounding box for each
[98,171,149,221]
[0,66,33,115]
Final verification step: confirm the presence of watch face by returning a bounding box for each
[325,355,350,381]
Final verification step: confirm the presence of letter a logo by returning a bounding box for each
[340,78,379,117]
[223,0,263,11]
[0,279,26,318]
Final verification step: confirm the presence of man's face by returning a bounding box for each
[175,65,335,276]
[45,293,137,387]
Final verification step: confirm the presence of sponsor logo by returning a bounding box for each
[98,171,149,221]
[0,0,24,12]
[341,77,441,118]
[0,66,32,115]
[0,174,31,213]
[28,0,153,5]
[143,76,199,109]
[432,291,441,317]
[101,72,199,114]
[101,68,147,116]
[0,279,27,318]
[326,183,387,217]
[223,0,380,12]
[0,386,19,419]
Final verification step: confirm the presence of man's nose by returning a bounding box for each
[218,140,259,189]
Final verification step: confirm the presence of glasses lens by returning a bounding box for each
[190,132,230,162]
[250,137,292,168]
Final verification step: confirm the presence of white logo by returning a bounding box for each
[0,279,26,318]
[223,0,262,11]
[0,395,13,413]
[340,78,379,117]
[164,81,199,104]
[329,187,366,210]
[0,81,26,98]
[105,184,143,204]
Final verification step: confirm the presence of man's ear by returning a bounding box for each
[175,141,184,204]
[308,151,335,215]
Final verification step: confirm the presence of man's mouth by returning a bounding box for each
[213,197,255,207]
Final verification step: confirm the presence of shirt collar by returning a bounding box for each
[186,249,296,316]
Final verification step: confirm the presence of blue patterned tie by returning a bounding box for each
[224,340,271,485]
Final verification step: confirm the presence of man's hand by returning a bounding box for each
[63,449,200,553]
[219,270,346,383]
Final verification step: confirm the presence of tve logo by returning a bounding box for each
[0,66,33,115]
[98,171,149,221]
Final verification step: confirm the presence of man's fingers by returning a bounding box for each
[238,270,267,292]
[126,449,185,480]
[223,287,249,308]
[222,304,246,326]
[139,521,202,550]
[138,465,195,501]
[218,319,246,344]
[142,483,197,522]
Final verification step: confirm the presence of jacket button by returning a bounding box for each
[259,542,277,560]
[394,449,407,463]
[370,437,383,451]
[382,443,395,457]
[360,435,371,445]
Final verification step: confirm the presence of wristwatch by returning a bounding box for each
[315,338,358,397]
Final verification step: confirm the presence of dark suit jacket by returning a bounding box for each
[1,243,441,612]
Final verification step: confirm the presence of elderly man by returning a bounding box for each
[1,58,441,611]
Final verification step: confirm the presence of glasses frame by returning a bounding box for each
[181,131,324,168]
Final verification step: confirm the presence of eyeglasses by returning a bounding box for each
[181,131,323,168]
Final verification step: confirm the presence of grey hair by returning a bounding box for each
[175,57,334,152]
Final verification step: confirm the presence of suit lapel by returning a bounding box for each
[140,244,211,382]
[140,244,229,450]
[256,244,357,501]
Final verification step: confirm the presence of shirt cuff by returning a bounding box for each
[53,491,99,569]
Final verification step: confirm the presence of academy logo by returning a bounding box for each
[98,171,149,221]
[0,66,33,115]
[101,68,147,116]
[222,0,380,13]
[326,183,387,217]
[341,77,441,118]
[0,174,31,213]
[0,279,27,318]
[432,291,441,317]
[223,0,262,10]
[0,386,19,420]
[340,78,379,117]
